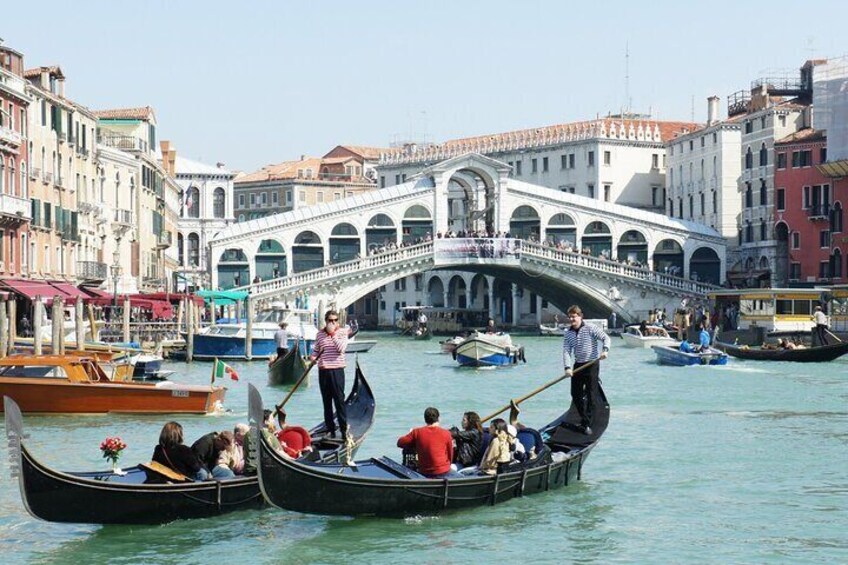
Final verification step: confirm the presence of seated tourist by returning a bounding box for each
[191,431,236,479]
[212,431,240,478]
[397,407,459,478]
[779,338,797,350]
[152,421,208,481]
[479,419,514,475]
[231,423,249,474]
[449,411,483,470]
[679,341,694,353]
[242,410,291,476]
[507,424,527,462]
[275,407,314,458]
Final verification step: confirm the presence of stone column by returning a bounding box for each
[245,295,253,360]
[122,295,131,344]
[432,172,450,236]
[186,297,194,363]
[52,296,64,355]
[75,296,85,351]
[488,284,496,321]
[7,298,16,355]
[511,284,520,328]
[0,294,7,359]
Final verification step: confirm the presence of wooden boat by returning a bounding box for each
[0,354,225,414]
[621,325,678,348]
[251,378,609,517]
[412,327,432,340]
[346,339,377,353]
[651,345,728,366]
[454,332,524,367]
[714,340,848,362]
[2,363,375,525]
[439,336,465,354]
[267,339,310,386]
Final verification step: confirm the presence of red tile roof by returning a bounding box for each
[23,66,63,79]
[775,128,826,145]
[335,145,389,160]
[92,106,156,121]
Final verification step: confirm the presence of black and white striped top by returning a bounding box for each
[562,323,611,368]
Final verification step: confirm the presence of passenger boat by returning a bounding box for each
[189,305,317,360]
[621,325,679,348]
[267,339,310,386]
[396,306,489,336]
[454,332,524,367]
[2,363,375,524]
[250,378,609,517]
[0,354,225,414]
[651,345,728,366]
[714,340,848,362]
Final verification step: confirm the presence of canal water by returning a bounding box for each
[0,333,846,563]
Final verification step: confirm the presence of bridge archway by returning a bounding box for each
[510,205,540,240]
[428,276,445,307]
[402,205,431,243]
[493,279,514,324]
[689,247,721,284]
[256,239,287,280]
[469,273,490,310]
[448,275,467,308]
[217,248,249,289]
[617,229,648,264]
[653,239,684,275]
[583,221,612,257]
[330,223,360,264]
[366,213,396,253]
[292,231,324,273]
[546,212,576,247]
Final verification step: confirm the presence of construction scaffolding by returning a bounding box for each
[813,56,848,162]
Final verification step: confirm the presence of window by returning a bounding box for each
[569,154,575,169]
[652,154,659,169]
[778,115,786,127]
[700,192,705,215]
[789,263,801,280]
[745,147,753,169]
[542,157,548,172]
[515,160,522,175]
[603,184,610,202]
[745,121,753,134]
[401,173,407,182]
[249,193,256,207]
[759,144,768,167]
[820,261,831,279]
[713,132,717,143]
[587,184,595,199]
[776,188,785,211]
[393,278,406,291]
[745,221,753,243]
[380,176,385,188]
[700,137,705,148]
[791,232,800,249]
[760,180,767,206]
[745,182,753,208]
[286,191,292,204]
[678,197,683,218]
[668,198,674,217]
[213,188,225,218]
[689,195,694,218]
[395,174,401,185]
[777,153,786,169]
[821,147,828,163]
[317,192,324,203]
[820,230,831,248]
[712,191,718,213]
[561,155,567,169]
[792,150,812,168]
[689,140,694,151]
[760,220,767,241]
[652,186,659,207]
[587,151,595,167]
[603,151,611,165]
[831,204,843,233]
[761,116,766,129]
[531,158,538,173]
[271,191,279,205]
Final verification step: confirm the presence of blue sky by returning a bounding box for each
[4,0,846,171]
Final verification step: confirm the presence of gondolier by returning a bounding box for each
[311,310,349,440]
[812,305,829,346]
[274,321,289,358]
[562,305,610,435]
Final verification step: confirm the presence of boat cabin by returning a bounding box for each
[396,307,489,335]
[709,288,825,333]
[0,354,110,382]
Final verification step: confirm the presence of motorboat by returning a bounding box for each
[454,332,525,367]
[621,325,679,348]
[651,345,728,366]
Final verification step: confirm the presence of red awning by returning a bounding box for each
[48,281,88,300]
[0,279,57,300]
[128,292,204,308]
[80,286,111,299]
[87,296,175,320]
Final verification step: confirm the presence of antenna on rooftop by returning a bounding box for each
[624,42,631,114]
[691,95,695,122]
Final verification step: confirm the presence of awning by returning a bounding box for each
[0,279,57,300]
[48,281,88,300]
[129,292,205,308]
[87,296,175,320]
[196,289,249,305]
[80,286,111,299]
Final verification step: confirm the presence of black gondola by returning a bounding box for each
[267,338,310,386]
[715,340,848,362]
[3,363,375,525]
[250,379,609,517]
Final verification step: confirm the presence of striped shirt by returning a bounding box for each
[312,328,349,369]
[562,322,611,369]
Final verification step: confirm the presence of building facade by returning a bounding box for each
[172,151,235,290]
[0,42,31,278]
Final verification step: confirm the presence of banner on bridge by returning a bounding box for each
[433,238,521,266]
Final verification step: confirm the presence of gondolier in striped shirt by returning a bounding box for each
[562,305,611,435]
[311,310,349,440]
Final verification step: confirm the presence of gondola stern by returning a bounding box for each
[3,396,42,522]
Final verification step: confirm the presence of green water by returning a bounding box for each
[1,333,846,564]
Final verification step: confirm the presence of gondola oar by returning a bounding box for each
[480,359,599,423]
[825,328,843,343]
[276,358,317,413]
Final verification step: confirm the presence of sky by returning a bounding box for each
[4,0,847,172]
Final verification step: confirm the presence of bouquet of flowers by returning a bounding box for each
[100,436,127,466]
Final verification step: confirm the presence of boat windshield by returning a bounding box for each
[210,326,241,336]
[0,365,68,379]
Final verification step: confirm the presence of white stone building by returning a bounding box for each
[173,154,235,290]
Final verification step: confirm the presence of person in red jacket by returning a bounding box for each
[274,407,314,459]
[396,407,461,478]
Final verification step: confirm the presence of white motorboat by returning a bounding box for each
[621,325,678,348]
[454,332,525,367]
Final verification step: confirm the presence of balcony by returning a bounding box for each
[0,125,22,147]
[113,208,133,226]
[156,230,173,249]
[55,176,64,188]
[30,167,40,181]
[807,204,830,220]
[57,131,66,144]
[0,194,32,224]
[68,134,78,147]
[97,133,148,153]
[43,171,53,184]
[77,260,108,281]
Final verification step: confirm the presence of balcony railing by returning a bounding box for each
[30,167,40,180]
[97,133,148,153]
[807,204,830,220]
[113,208,133,226]
[0,193,32,221]
[43,171,53,184]
[77,260,108,280]
[0,125,22,146]
[156,230,173,249]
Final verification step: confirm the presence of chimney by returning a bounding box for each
[300,154,306,161]
[216,162,226,169]
[57,76,64,98]
[750,85,769,112]
[40,67,49,90]
[707,96,720,126]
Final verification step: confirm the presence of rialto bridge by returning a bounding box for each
[209,154,725,321]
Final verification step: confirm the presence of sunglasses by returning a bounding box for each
[327,318,339,322]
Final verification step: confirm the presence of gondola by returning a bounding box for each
[3,363,375,525]
[251,378,609,517]
[715,340,848,362]
[267,338,310,386]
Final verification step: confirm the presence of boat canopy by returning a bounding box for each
[196,289,248,305]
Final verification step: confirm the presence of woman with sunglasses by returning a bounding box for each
[310,310,350,440]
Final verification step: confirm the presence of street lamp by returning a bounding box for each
[111,249,122,309]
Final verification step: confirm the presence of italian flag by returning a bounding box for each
[212,358,239,381]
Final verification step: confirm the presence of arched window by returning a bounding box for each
[760,180,767,206]
[188,233,200,266]
[0,156,6,193]
[688,195,694,218]
[759,143,768,167]
[213,187,225,218]
[830,202,843,233]
[832,248,843,279]
[187,186,200,218]
[745,220,753,243]
[178,233,185,266]
[745,147,753,169]
[745,182,753,208]
[760,220,767,241]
